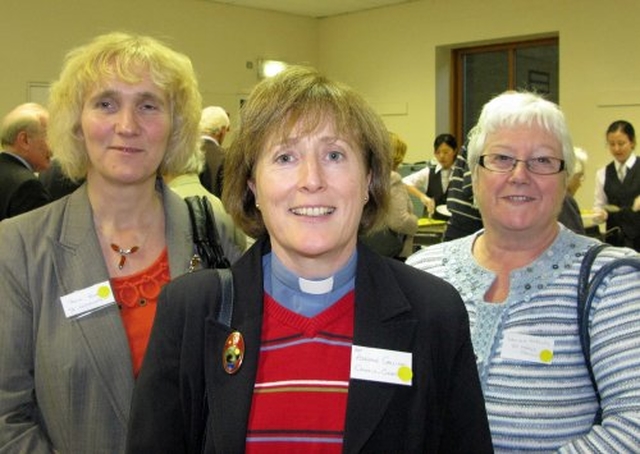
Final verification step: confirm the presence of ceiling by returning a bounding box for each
[204,0,417,18]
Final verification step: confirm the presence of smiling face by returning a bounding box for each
[80,72,171,187]
[249,117,371,277]
[473,124,566,240]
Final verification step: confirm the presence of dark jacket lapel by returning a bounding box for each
[205,237,267,452]
[343,245,418,453]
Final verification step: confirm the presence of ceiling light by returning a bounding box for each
[258,59,288,79]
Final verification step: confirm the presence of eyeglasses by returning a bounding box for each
[478,153,565,175]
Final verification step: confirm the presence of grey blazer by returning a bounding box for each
[0,181,197,454]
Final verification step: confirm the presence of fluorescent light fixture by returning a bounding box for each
[258,59,288,79]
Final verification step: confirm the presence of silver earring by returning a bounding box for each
[364,195,369,203]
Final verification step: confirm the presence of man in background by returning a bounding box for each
[0,102,52,221]
[38,158,82,201]
[198,106,230,198]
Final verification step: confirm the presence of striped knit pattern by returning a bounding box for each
[407,227,640,453]
[245,290,354,453]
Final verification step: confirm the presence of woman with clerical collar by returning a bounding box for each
[127,66,492,454]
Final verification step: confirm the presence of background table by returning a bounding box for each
[414,218,446,247]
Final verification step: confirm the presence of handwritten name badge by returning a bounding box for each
[350,345,413,386]
[60,281,115,319]
[501,332,555,365]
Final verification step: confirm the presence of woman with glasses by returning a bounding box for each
[407,91,640,452]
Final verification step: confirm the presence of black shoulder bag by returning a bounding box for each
[185,196,236,451]
[185,196,239,452]
[185,195,230,269]
[578,243,640,424]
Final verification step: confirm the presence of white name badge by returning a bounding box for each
[350,345,413,386]
[501,332,555,365]
[60,281,116,319]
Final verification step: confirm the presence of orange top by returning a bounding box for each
[110,248,170,377]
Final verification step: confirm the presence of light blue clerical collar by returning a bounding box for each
[263,251,357,318]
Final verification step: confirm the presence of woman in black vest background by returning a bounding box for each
[593,120,640,251]
[404,133,458,219]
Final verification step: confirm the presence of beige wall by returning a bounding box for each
[2,0,638,209]
[318,0,640,209]
[0,0,318,136]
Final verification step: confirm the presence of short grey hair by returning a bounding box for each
[467,91,575,179]
[199,106,229,136]
[1,103,48,147]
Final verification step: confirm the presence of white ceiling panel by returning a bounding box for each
[204,0,417,18]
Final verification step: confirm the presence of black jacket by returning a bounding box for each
[127,237,493,453]
[0,152,50,220]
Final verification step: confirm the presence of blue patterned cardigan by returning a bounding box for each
[407,225,640,453]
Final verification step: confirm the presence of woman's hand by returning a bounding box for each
[421,194,435,217]
[592,208,608,224]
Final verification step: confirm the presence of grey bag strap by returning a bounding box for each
[578,243,640,424]
[215,268,234,328]
[577,244,608,423]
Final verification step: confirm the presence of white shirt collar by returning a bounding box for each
[201,135,220,146]
[621,154,637,169]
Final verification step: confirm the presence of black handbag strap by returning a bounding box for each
[185,196,230,269]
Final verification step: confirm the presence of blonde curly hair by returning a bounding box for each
[48,31,202,182]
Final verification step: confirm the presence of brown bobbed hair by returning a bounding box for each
[222,65,391,239]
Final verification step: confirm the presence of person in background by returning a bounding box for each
[403,133,458,219]
[0,32,204,453]
[361,132,419,259]
[407,91,640,452]
[198,105,230,198]
[127,66,492,453]
[443,143,483,240]
[558,147,588,235]
[568,147,588,197]
[164,144,248,258]
[0,102,52,220]
[38,157,83,201]
[593,120,640,250]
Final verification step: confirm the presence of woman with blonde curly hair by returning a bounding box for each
[0,31,205,453]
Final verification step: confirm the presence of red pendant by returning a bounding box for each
[110,243,140,270]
